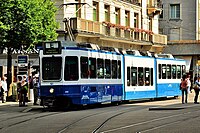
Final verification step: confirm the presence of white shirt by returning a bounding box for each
[2,80,7,92]
[186,78,191,87]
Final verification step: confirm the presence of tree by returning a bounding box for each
[0,0,59,92]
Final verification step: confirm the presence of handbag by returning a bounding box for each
[193,84,199,90]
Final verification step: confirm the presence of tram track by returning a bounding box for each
[57,105,150,133]
[0,111,65,131]
[98,108,200,133]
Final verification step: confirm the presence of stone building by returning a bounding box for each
[159,0,200,77]
[54,0,167,52]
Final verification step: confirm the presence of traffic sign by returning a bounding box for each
[17,55,29,73]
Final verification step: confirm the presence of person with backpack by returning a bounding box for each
[193,77,200,104]
[181,75,188,104]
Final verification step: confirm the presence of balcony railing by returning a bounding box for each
[119,0,141,6]
[147,0,162,15]
[70,17,167,45]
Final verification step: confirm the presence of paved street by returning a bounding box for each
[0,91,200,133]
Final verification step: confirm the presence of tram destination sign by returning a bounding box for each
[43,41,61,55]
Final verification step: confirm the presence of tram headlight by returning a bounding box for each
[49,88,54,93]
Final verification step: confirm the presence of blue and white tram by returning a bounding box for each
[39,41,186,107]
[122,50,156,100]
[39,41,123,107]
[155,54,186,97]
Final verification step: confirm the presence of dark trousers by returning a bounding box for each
[194,89,199,103]
[182,89,188,103]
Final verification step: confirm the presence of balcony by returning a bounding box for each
[70,17,167,45]
[147,0,162,16]
[119,0,141,6]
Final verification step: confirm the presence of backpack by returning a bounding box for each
[181,80,187,90]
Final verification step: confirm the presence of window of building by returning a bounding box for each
[170,4,180,19]
[115,7,120,24]
[159,4,163,18]
[134,13,139,28]
[104,5,110,22]
[125,10,130,27]
[93,1,99,21]
[169,28,180,40]
[75,0,81,17]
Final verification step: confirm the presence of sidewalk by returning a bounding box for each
[0,100,42,112]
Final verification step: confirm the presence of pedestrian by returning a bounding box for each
[180,75,188,104]
[193,77,200,104]
[186,74,191,93]
[0,77,3,103]
[17,76,23,106]
[33,76,39,105]
[1,76,7,103]
[21,76,28,106]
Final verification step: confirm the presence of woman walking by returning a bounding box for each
[181,75,188,104]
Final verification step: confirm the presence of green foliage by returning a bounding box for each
[0,0,59,49]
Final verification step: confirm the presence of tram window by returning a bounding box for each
[111,60,117,79]
[81,57,88,79]
[138,67,144,86]
[89,58,96,78]
[162,64,166,79]
[166,64,171,79]
[131,67,137,86]
[177,65,181,79]
[64,56,79,81]
[127,67,130,86]
[97,59,104,78]
[118,61,121,79]
[150,68,153,86]
[172,65,176,79]
[158,64,161,79]
[145,68,150,86]
[42,57,62,80]
[105,59,111,78]
[182,65,186,76]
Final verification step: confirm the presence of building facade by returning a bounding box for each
[53,0,167,53]
[160,0,200,77]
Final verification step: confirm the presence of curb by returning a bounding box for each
[149,107,185,111]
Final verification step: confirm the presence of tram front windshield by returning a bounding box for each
[42,57,62,80]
